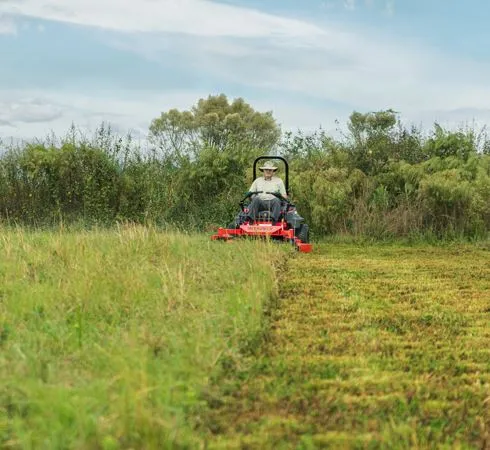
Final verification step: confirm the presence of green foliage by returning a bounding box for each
[310,168,353,234]
[148,94,281,159]
[424,123,476,160]
[0,142,119,224]
[164,143,257,227]
[0,99,489,239]
[344,109,426,174]
[377,161,424,201]
[418,167,486,236]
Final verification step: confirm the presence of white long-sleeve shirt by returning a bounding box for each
[249,176,287,201]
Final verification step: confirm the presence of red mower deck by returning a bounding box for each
[211,221,312,253]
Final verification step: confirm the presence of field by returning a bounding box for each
[1,227,489,449]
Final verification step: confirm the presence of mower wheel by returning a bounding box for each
[297,224,310,243]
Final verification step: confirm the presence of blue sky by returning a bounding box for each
[1,0,490,141]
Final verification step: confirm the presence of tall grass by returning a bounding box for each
[0,225,283,449]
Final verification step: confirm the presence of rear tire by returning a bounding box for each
[297,224,309,243]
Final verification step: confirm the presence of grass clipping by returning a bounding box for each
[0,225,283,449]
[203,242,490,449]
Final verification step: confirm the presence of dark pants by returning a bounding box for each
[247,197,282,222]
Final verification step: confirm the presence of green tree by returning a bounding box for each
[423,123,477,161]
[345,109,425,174]
[148,94,281,162]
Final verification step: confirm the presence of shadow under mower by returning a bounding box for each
[211,156,312,253]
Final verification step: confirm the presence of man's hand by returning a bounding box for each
[244,191,259,199]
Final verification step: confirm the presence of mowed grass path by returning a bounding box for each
[204,242,490,449]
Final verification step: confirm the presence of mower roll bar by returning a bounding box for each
[253,156,289,195]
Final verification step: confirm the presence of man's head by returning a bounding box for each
[259,161,278,180]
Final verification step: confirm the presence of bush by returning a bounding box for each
[1,113,489,239]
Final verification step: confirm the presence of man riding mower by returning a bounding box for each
[211,156,312,253]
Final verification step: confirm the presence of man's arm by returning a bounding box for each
[247,179,261,198]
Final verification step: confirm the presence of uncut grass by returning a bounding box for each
[204,242,490,449]
[0,225,282,449]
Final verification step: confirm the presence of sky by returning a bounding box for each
[1,0,490,142]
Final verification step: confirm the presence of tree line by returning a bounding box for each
[0,94,489,239]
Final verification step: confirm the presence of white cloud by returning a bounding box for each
[3,88,490,145]
[0,14,17,34]
[0,89,210,140]
[0,97,64,125]
[0,88,353,142]
[2,0,490,140]
[28,0,483,117]
[0,0,324,38]
[116,28,490,118]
